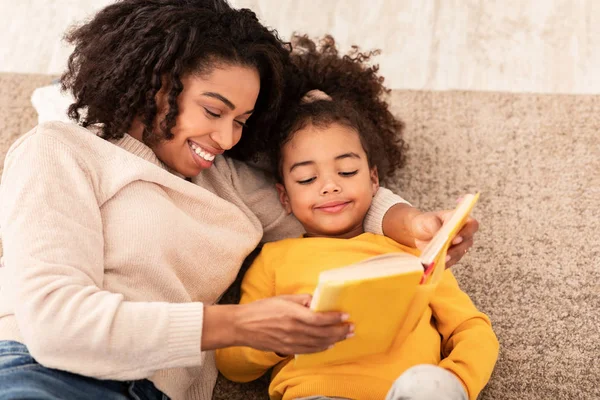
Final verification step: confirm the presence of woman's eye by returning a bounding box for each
[339,170,358,177]
[204,108,221,118]
[297,177,316,185]
[235,120,248,128]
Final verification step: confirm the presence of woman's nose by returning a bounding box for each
[210,124,235,150]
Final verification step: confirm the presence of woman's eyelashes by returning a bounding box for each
[204,107,247,128]
[203,107,221,118]
[296,170,359,184]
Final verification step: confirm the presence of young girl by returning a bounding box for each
[215,36,498,400]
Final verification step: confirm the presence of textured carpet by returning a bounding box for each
[1,73,598,400]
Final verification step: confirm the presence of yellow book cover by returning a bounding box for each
[294,193,480,368]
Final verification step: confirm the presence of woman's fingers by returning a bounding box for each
[239,296,352,355]
[273,322,352,355]
[276,293,313,307]
[276,294,349,326]
[296,317,353,341]
[284,305,353,344]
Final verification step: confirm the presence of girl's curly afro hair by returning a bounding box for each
[272,34,407,184]
[61,0,293,160]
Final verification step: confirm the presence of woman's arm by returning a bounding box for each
[215,251,286,382]
[214,249,350,382]
[0,131,205,380]
[430,270,500,400]
[218,158,411,242]
[216,157,304,242]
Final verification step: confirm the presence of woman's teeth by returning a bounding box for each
[189,141,215,161]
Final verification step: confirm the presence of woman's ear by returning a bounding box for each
[276,183,293,214]
[370,166,380,197]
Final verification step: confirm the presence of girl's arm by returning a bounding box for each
[430,270,500,400]
[381,205,480,267]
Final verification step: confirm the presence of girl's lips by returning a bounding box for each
[314,201,351,213]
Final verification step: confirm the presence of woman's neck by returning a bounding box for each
[127,118,145,142]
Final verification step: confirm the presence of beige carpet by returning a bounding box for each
[1,73,598,400]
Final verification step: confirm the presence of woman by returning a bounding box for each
[0,1,478,399]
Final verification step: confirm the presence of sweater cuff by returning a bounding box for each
[439,365,470,400]
[167,303,205,366]
[364,187,411,235]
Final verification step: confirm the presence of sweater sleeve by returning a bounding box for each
[224,158,410,241]
[430,270,500,400]
[0,131,205,380]
[216,248,286,382]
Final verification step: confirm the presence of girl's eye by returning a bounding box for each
[297,177,316,185]
[204,108,221,118]
[235,120,248,128]
[339,170,358,177]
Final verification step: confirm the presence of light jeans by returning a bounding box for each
[296,364,468,400]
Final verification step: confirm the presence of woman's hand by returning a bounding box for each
[231,294,352,356]
[411,211,479,268]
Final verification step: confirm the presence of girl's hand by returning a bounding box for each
[411,211,479,268]
[233,294,352,356]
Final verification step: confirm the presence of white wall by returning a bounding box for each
[1,0,598,94]
[0,0,114,75]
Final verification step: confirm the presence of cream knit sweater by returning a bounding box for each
[0,122,405,400]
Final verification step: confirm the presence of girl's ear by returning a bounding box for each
[370,166,380,197]
[276,183,293,214]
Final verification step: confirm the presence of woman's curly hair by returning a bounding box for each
[272,34,407,184]
[61,0,292,160]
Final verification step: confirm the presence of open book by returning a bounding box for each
[294,193,480,368]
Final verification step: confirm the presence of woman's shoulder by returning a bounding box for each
[7,121,104,158]
[5,121,139,171]
[2,122,134,191]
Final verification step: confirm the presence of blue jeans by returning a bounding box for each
[0,340,169,400]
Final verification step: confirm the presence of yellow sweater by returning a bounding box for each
[216,233,499,400]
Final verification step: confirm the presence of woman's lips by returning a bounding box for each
[188,140,216,169]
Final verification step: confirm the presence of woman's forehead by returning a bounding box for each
[183,65,260,109]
